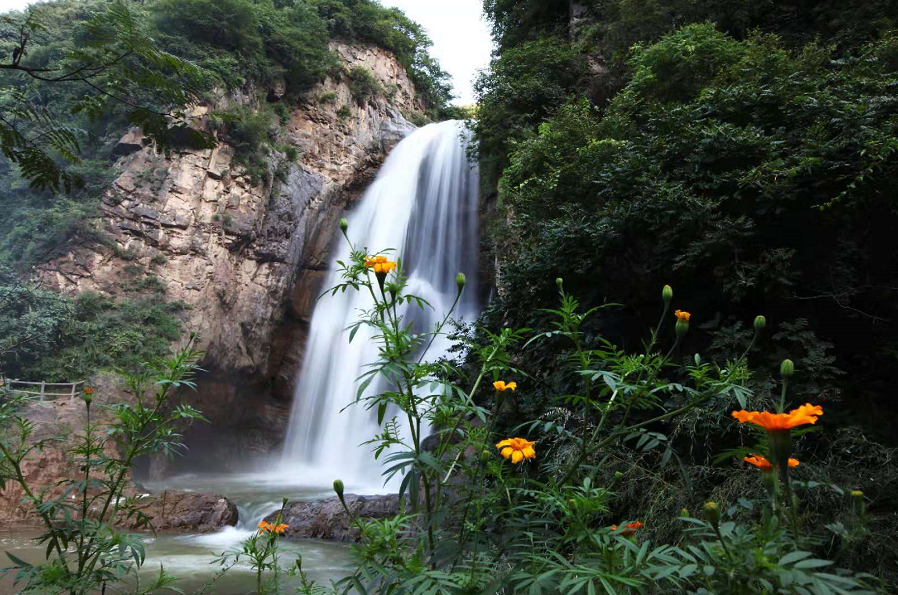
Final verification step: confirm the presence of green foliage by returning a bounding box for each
[0,339,206,595]
[346,66,384,105]
[265,228,881,594]
[311,0,454,114]
[0,267,186,382]
[474,35,585,191]
[336,105,352,120]
[0,0,212,192]
[490,27,898,443]
[473,3,898,589]
[152,0,335,94]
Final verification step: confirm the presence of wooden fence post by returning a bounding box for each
[39,381,45,402]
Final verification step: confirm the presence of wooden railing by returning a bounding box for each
[0,378,86,402]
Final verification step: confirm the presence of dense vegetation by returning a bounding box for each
[0,0,454,381]
[474,0,898,587]
[210,226,889,594]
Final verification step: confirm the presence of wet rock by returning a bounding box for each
[267,494,400,542]
[117,491,238,533]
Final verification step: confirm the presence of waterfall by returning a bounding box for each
[280,120,480,491]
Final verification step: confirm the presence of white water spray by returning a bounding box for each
[280,120,480,491]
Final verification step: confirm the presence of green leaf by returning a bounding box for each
[779,551,813,566]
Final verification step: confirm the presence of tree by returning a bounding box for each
[0,0,211,192]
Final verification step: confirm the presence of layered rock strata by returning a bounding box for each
[34,42,422,468]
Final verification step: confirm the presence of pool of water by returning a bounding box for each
[0,530,353,594]
[0,472,363,595]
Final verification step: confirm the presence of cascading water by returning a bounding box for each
[280,120,480,490]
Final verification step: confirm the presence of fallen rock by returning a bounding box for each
[266,494,400,542]
[116,491,238,533]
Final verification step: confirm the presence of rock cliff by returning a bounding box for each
[34,42,423,469]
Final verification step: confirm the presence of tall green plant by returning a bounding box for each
[0,336,206,595]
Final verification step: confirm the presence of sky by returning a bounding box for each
[0,0,493,105]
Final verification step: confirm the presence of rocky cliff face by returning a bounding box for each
[35,42,422,469]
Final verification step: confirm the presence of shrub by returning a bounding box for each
[0,273,186,382]
[317,90,338,104]
[336,105,352,121]
[346,66,385,105]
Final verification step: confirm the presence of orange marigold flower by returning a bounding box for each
[493,380,517,392]
[258,521,289,534]
[611,521,644,536]
[731,403,823,432]
[85,387,93,395]
[743,454,799,470]
[674,310,691,321]
[496,437,535,464]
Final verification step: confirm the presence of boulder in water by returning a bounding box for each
[116,491,239,533]
[267,494,400,542]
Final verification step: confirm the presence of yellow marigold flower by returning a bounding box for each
[611,521,643,536]
[674,309,691,321]
[373,260,396,274]
[496,437,535,464]
[743,454,799,470]
[366,255,397,275]
[731,403,823,432]
[493,380,517,392]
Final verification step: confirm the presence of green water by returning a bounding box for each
[0,472,358,595]
[0,531,353,594]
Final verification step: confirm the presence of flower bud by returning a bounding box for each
[851,490,865,516]
[675,319,689,338]
[83,386,93,405]
[480,450,491,464]
[556,278,564,290]
[780,359,794,379]
[694,353,701,366]
[339,218,348,233]
[754,315,766,332]
[282,497,289,508]
[456,272,466,291]
[333,479,345,501]
[612,471,624,484]
[662,285,673,304]
[703,501,721,527]
[679,508,690,518]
